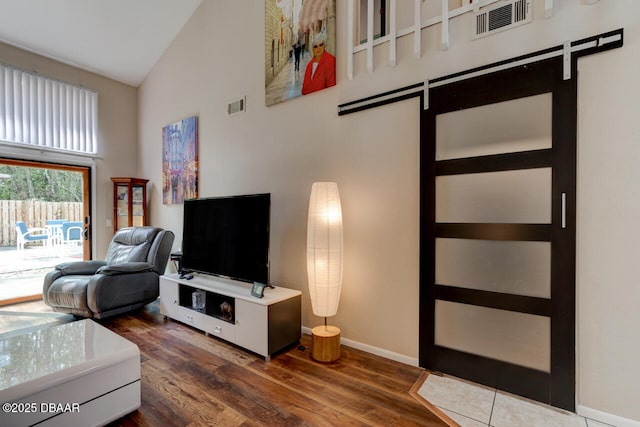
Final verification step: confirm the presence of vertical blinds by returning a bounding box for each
[0,63,98,154]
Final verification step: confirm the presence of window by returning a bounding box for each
[0,63,98,154]
[358,0,390,44]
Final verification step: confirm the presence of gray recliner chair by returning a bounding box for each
[43,226,174,319]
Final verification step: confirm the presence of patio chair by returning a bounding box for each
[15,221,50,250]
[61,221,83,245]
[43,226,174,319]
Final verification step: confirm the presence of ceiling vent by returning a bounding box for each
[473,0,532,39]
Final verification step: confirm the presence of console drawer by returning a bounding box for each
[202,315,236,343]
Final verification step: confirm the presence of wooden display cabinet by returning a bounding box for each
[111,177,148,233]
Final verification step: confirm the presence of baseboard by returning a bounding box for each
[301,326,419,367]
[578,405,640,427]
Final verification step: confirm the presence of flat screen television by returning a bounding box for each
[181,193,270,284]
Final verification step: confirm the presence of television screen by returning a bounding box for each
[181,193,270,284]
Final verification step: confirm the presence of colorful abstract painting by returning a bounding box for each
[162,116,198,205]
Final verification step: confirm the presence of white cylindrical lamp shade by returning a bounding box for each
[307,182,343,318]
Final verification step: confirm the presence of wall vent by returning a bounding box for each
[473,0,532,39]
[227,97,246,116]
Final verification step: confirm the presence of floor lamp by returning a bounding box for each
[307,182,343,362]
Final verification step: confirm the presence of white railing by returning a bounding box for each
[347,0,555,79]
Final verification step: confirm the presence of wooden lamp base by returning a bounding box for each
[311,325,341,362]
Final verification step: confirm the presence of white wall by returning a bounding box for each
[138,0,640,422]
[576,24,640,422]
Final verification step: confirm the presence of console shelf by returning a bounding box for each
[159,273,301,360]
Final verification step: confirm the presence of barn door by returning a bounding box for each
[420,57,576,411]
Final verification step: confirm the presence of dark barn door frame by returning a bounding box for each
[338,29,623,412]
[422,56,576,410]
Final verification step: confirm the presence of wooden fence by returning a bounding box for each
[0,200,83,247]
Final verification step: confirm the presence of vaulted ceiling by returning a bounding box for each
[0,0,202,87]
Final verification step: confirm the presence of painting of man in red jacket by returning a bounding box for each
[302,33,336,95]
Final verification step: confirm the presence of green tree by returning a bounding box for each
[0,165,82,202]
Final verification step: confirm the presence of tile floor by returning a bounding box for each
[418,374,615,427]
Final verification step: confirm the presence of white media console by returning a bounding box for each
[159,273,301,360]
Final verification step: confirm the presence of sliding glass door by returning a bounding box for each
[0,158,91,305]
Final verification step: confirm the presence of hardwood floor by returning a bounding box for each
[98,302,449,426]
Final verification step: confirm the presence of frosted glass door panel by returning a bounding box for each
[436,239,550,298]
[435,301,550,372]
[435,94,552,161]
[436,168,551,223]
